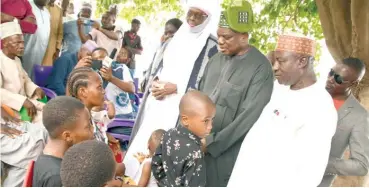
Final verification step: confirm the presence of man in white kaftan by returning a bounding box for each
[22,0,51,79]
[228,34,338,187]
[0,21,48,187]
[1,119,48,187]
[1,22,45,124]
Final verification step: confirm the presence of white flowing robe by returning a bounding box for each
[124,0,221,178]
[22,0,50,79]
[228,82,338,187]
[0,51,43,124]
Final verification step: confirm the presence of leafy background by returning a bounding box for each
[96,0,323,57]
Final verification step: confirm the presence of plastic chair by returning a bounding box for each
[137,92,144,98]
[108,118,134,130]
[22,160,35,187]
[41,87,57,99]
[107,119,134,142]
[33,64,53,87]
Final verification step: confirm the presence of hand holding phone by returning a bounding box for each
[91,60,102,70]
[75,56,92,69]
[102,56,113,68]
[99,67,113,81]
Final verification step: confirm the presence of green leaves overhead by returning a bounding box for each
[223,0,323,58]
[96,0,323,58]
[96,0,183,22]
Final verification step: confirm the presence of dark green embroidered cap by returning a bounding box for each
[219,0,254,33]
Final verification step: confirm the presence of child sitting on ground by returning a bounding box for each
[132,129,166,187]
[151,91,216,187]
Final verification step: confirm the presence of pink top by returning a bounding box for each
[89,28,122,56]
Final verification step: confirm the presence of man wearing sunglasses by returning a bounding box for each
[319,58,369,187]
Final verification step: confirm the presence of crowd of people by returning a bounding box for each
[1,0,368,187]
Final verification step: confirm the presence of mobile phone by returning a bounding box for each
[102,56,113,68]
[91,60,102,70]
[81,17,93,25]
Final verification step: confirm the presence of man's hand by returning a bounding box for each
[75,56,92,69]
[77,18,83,27]
[1,13,15,23]
[32,87,45,100]
[23,99,37,121]
[201,138,207,153]
[99,67,113,81]
[151,81,177,100]
[1,123,22,138]
[53,49,60,62]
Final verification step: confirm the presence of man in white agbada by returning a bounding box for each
[124,0,220,179]
[1,108,48,187]
[0,21,48,187]
[0,21,46,124]
[22,0,50,79]
[227,34,338,187]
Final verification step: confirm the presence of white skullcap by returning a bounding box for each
[0,21,22,40]
[186,0,220,16]
[81,2,92,10]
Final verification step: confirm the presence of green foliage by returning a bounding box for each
[95,0,323,59]
[223,0,323,60]
[95,0,184,23]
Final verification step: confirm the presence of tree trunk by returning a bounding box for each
[316,0,369,186]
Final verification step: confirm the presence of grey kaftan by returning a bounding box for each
[198,46,274,186]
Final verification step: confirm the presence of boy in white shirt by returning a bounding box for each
[103,47,136,119]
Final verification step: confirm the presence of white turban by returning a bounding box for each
[0,21,22,40]
[185,0,221,36]
[81,2,92,10]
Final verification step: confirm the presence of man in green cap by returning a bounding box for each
[198,0,274,186]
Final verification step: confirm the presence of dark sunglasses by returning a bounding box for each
[328,69,347,85]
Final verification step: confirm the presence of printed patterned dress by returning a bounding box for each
[152,126,206,187]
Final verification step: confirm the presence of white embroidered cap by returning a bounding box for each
[0,21,22,40]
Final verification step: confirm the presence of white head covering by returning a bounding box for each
[81,2,92,10]
[186,0,221,36]
[0,21,22,40]
[159,0,221,92]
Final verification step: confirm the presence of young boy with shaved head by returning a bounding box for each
[152,90,216,187]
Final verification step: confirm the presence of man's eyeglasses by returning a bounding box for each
[186,11,208,20]
[328,69,348,85]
